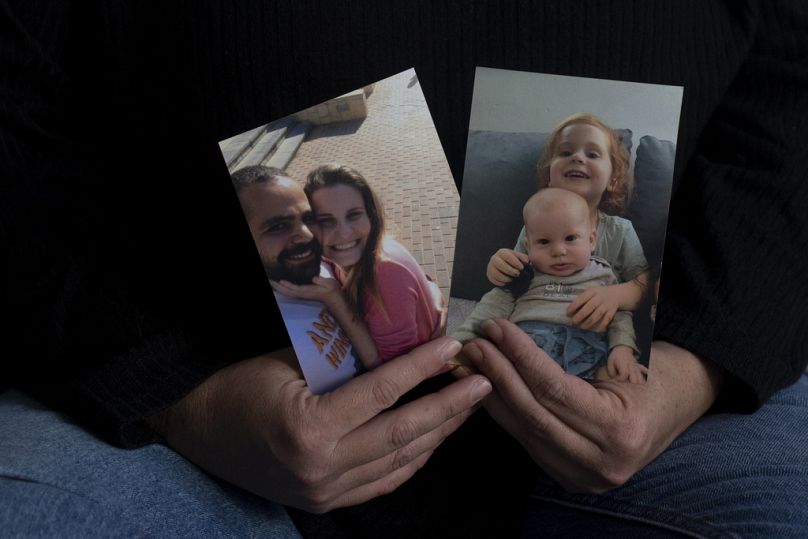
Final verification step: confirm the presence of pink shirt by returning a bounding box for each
[364,238,443,362]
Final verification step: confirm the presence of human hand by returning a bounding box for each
[605,345,647,384]
[271,276,342,307]
[146,338,491,513]
[486,249,530,287]
[461,319,723,494]
[566,284,623,332]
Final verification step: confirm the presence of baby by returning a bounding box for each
[453,188,646,382]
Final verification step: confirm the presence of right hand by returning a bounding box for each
[486,249,530,287]
[271,276,342,306]
[146,338,491,513]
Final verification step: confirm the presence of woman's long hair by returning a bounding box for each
[305,164,385,317]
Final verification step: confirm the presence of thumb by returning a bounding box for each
[478,319,565,385]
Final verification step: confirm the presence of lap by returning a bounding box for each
[525,373,808,538]
[0,390,301,538]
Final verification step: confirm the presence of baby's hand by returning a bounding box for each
[567,285,623,332]
[486,249,530,286]
[606,346,647,384]
[270,276,342,306]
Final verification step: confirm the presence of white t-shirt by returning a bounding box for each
[274,263,358,394]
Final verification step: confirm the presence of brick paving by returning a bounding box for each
[286,69,459,298]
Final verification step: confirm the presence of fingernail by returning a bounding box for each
[471,378,492,401]
[440,339,462,360]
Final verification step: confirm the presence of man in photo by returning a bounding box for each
[231,165,378,393]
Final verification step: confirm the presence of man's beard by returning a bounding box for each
[266,240,323,285]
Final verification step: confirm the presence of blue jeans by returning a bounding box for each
[3,374,807,537]
[0,390,301,538]
[523,372,808,538]
[516,320,608,379]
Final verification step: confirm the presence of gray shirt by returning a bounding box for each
[515,211,649,282]
[452,257,638,353]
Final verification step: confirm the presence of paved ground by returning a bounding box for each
[285,69,459,299]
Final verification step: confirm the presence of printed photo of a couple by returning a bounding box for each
[219,69,457,393]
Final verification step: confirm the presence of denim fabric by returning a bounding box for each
[516,320,608,379]
[522,373,808,538]
[0,390,301,538]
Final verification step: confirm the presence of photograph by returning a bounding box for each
[219,68,458,393]
[449,67,683,380]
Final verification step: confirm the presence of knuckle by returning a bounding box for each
[302,490,334,514]
[390,445,417,471]
[536,380,567,409]
[292,463,328,492]
[524,410,554,435]
[285,423,321,456]
[605,418,645,457]
[389,417,419,448]
[370,377,402,410]
[596,465,633,491]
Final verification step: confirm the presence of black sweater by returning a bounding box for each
[2,0,807,446]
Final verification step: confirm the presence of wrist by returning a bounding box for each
[650,341,725,411]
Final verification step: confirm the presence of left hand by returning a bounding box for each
[566,285,622,332]
[460,318,723,493]
[271,276,342,306]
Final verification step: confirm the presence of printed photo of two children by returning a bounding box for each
[218,67,682,393]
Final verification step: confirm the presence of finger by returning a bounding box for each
[607,358,617,378]
[638,364,650,383]
[319,449,434,512]
[334,373,491,468]
[492,257,519,279]
[478,320,613,435]
[631,364,649,384]
[318,337,463,434]
[497,250,525,275]
[326,395,479,504]
[487,270,507,287]
[566,289,594,317]
[579,305,609,332]
[271,279,298,296]
[463,332,585,445]
[570,300,599,328]
[466,337,606,471]
[463,337,554,417]
[615,363,630,382]
[269,279,285,293]
[312,276,337,289]
[594,308,616,333]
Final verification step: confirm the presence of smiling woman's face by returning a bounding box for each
[310,184,372,270]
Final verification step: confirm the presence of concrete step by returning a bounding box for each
[218,124,268,169]
[266,121,310,171]
[233,122,290,170]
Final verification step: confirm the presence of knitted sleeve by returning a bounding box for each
[0,0,288,446]
[653,0,808,410]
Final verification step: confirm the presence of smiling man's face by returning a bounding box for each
[238,176,322,285]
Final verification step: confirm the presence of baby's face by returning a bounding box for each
[524,206,595,277]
